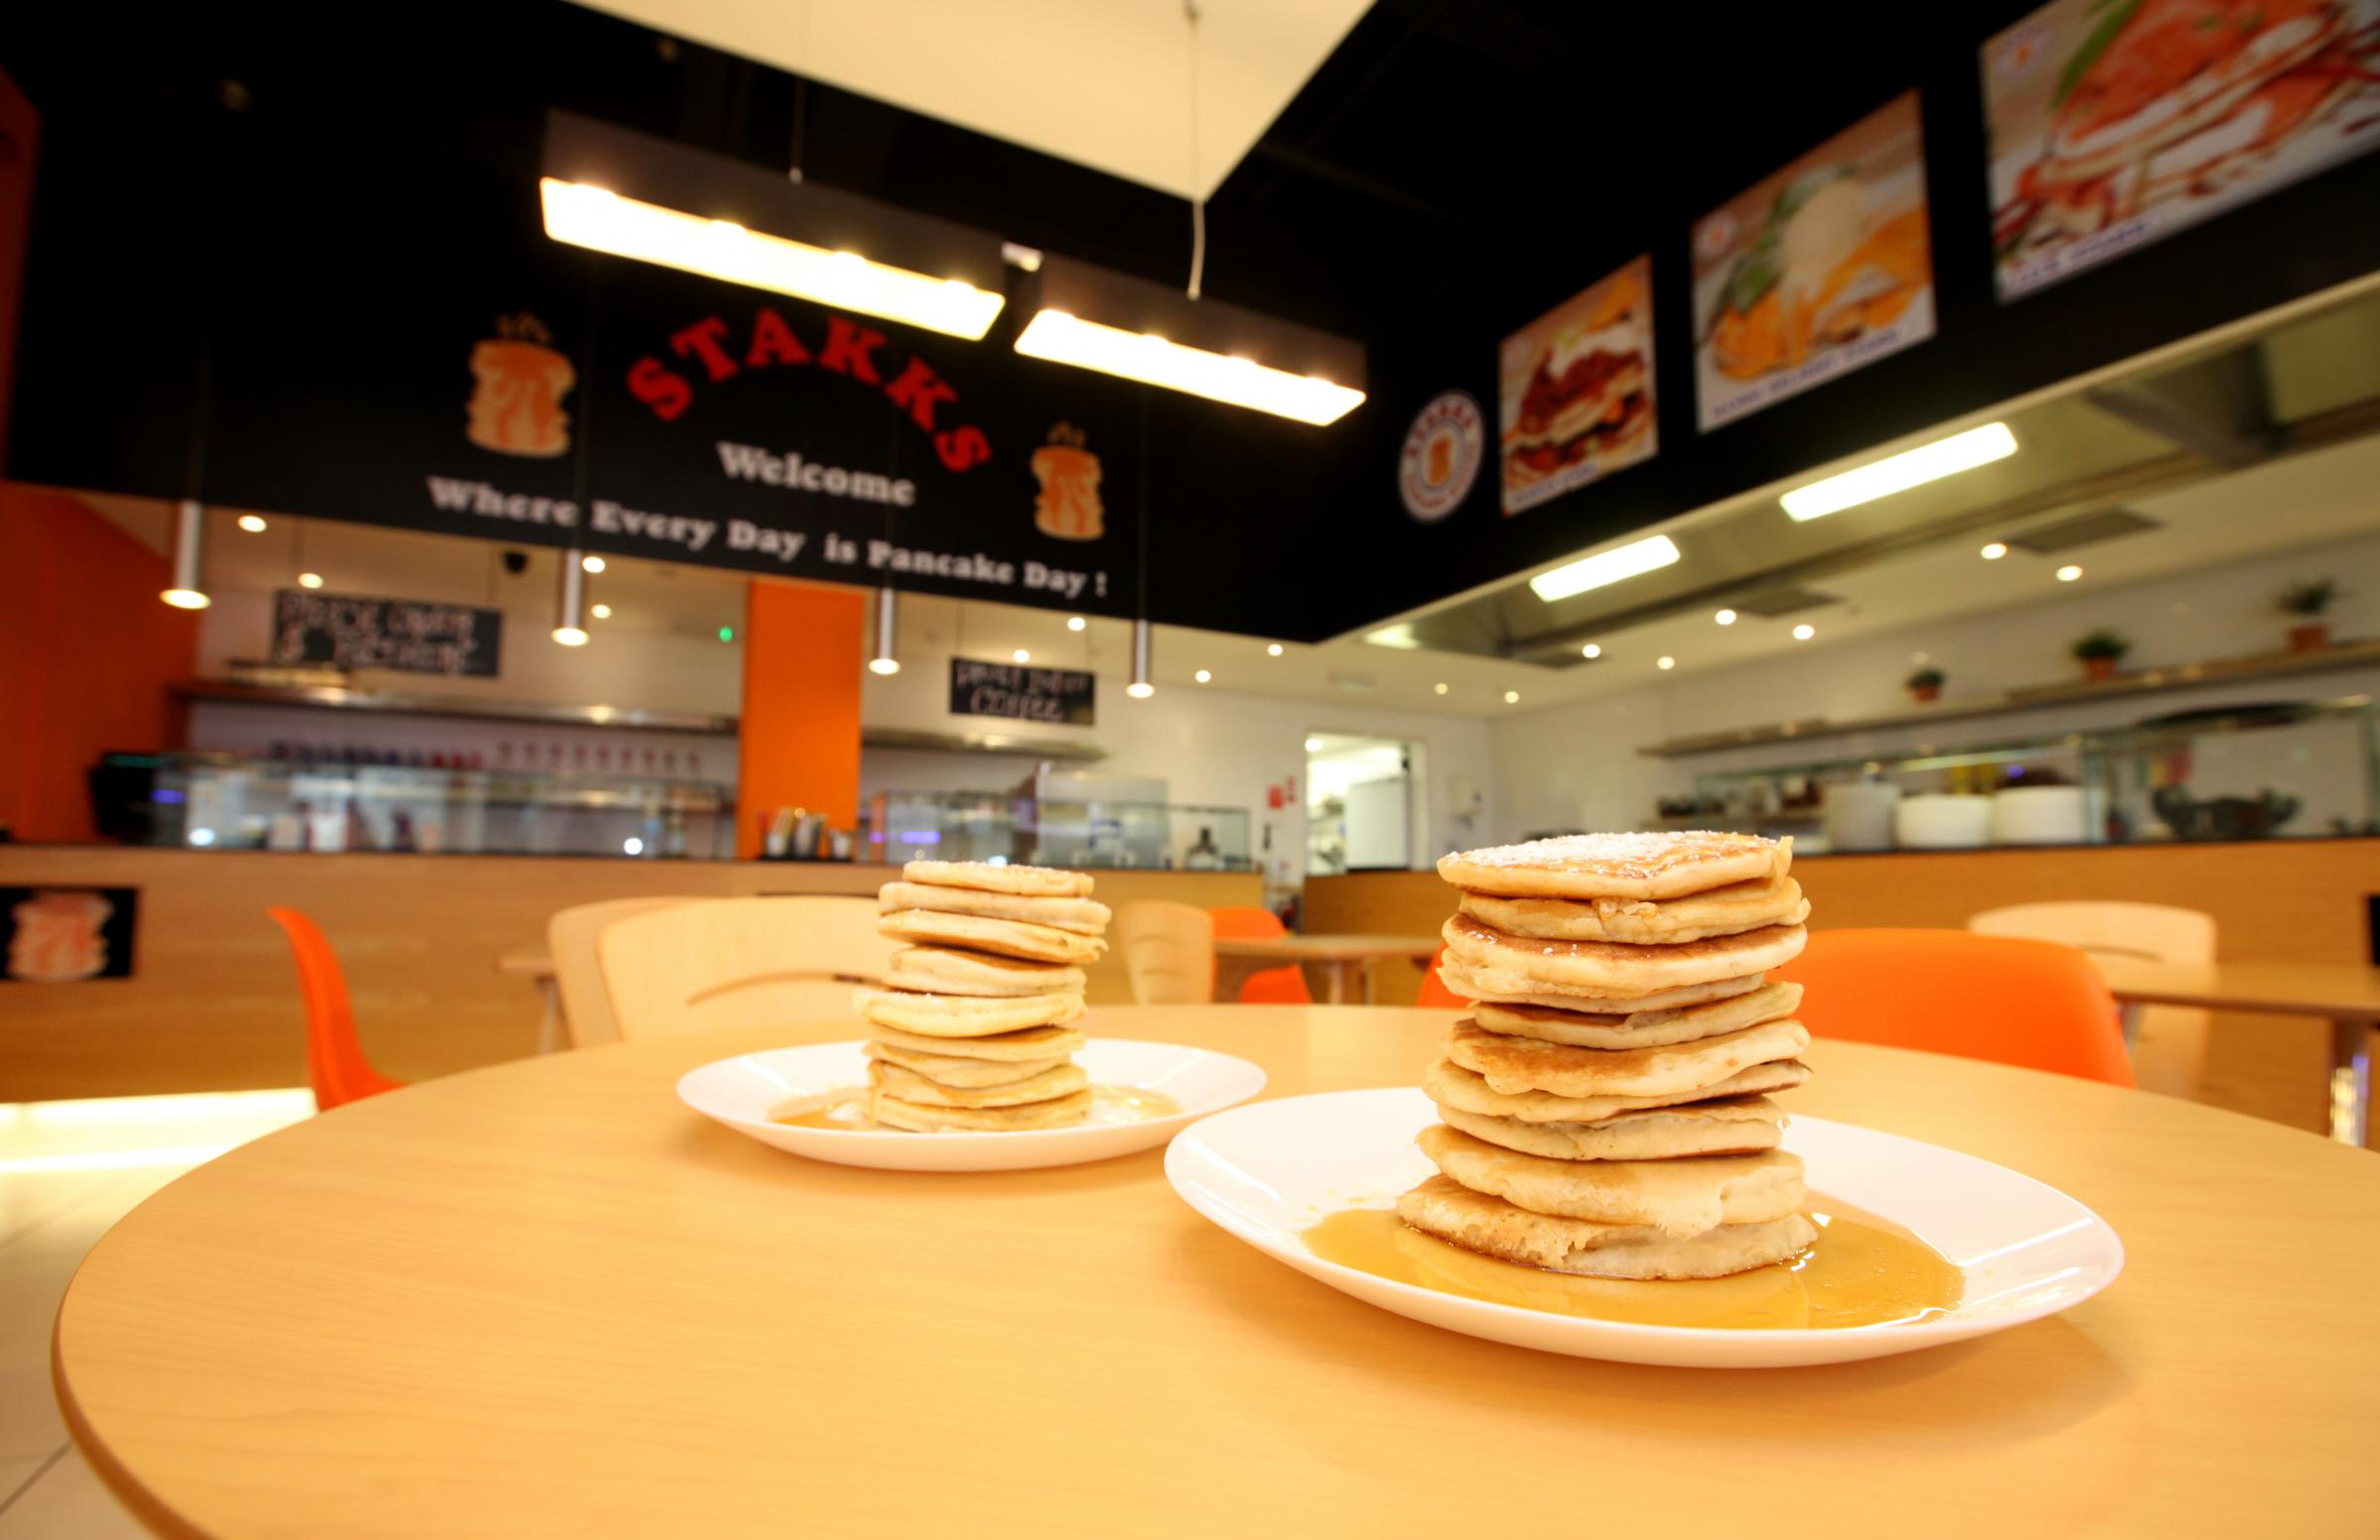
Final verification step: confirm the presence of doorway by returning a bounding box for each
[1306,733,1423,874]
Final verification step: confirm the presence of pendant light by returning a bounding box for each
[869,587,901,675]
[1127,618,1154,699]
[160,500,211,609]
[552,548,589,646]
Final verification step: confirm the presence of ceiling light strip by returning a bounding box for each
[1527,534,1681,604]
[1780,423,2018,522]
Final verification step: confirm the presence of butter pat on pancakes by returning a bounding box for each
[1395,829,1820,1280]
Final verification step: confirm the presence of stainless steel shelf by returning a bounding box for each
[1637,638,2380,759]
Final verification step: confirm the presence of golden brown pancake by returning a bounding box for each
[878,908,1106,965]
[1447,1016,1810,1099]
[1438,832,1787,902]
[1417,1124,1805,1237]
[884,946,1087,999]
[863,1020,1088,1059]
[1441,914,1807,996]
[1436,958,1766,1015]
[863,1039,1070,1088]
[872,1088,1093,1131]
[1472,981,1804,1049]
[852,986,1084,1037]
[1425,1056,1812,1125]
[868,1060,1088,1108]
[877,881,1111,936]
[1437,1098,1786,1160]
[902,860,1093,898]
[1459,876,1808,944]
[1396,1175,1817,1279]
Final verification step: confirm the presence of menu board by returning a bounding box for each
[1692,92,1936,432]
[948,659,1096,726]
[271,590,503,677]
[2,888,139,983]
[1985,0,2380,299]
[1497,256,1657,516]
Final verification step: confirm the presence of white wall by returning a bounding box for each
[1494,531,2380,840]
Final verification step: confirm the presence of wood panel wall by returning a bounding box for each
[0,849,1256,1100]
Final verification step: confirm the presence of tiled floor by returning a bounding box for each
[0,1090,313,1536]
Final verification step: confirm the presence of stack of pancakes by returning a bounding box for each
[1398,831,1820,1280]
[853,861,1110,1131]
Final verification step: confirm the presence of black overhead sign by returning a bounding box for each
[948,659,1096,726]
[271,590,503,677]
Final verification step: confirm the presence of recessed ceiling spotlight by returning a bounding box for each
[1980,542,2008,560]
[1266,643,1284,656]
[297,571,325,589]
[1305,737,1324,753]
[581,554,607,573]
[236,514,268,533]
[2056,564,2083,582]
[1012,649,1030,663]
[1433,682,1449,695]
[1715,609,1737,626]
[1793,623,1816,641]
[591,603,613,619]
[1503,690,1520,704]
[1657,655,1676,670]
[1067,616,1086,632]
[1194,668,1212,683]
[1581,643,1602,659]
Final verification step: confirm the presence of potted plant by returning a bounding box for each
[1905,665,1946,703]
[2277,580,2337,652]
[2072,628,2129,682]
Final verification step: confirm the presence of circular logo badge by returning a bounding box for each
[1398,391,1484,523]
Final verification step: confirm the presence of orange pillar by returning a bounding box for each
[735,578,866,859]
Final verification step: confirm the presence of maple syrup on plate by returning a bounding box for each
[771,1085,1181,1131]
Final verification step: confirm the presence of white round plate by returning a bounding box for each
[677,1038,1266,1171]
[1166,1088,2123,1368]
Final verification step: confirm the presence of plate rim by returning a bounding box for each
[1165,1085,2126,1349]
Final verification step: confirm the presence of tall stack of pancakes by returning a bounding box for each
[1398,831,1819,1280]
[854,861,1110,1131]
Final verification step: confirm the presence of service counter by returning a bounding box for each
[0,847,1258,1100]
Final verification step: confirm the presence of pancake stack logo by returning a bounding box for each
[466,312,576,458]
[1029,422,1105,540]
[1398,391,1484,523]
[6,890,113,982]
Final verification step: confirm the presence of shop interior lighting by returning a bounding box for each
[297,572,325,590]
[1067,616,1087,632]
[2057,564,2083,582]
[160,500,210,610]
[1194,669,1212,683]
[1013,255,1365,425]
[869,589,901,675]
[1793,624,1817,641]
[1365,625,1420,649]
[1581,643,1603,658]
[540,112,1008,341]
[1433,682,1449,694]
[1502,690,1520,704]
[1128,619,1155,698]
[1012,649,1030,663]
[1980,542,2009,560]
[1780,422,2017,521]
[581,554,607,573]
[1657,655,1676,670]
[1528,534,1681,603]
[591,603,613,620]
[236,514,268,533]
[1266,643,1284,656]
[1715,609,1737,626]
[553,551,589,647]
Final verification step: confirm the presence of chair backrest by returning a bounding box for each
[1414,945,1468,1009]
[1967,901,2216,1097]
[1771,928,2133,1086]
[1113,900,1214,1005]
[597,896,897,1041]
[1208,904,1311,1005]
[547,896,698,1048]
[265,907,403,1110]
[1967,901,2215,965]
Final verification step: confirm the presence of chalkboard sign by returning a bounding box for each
[948,659,1095,726]
[271,590,503,677]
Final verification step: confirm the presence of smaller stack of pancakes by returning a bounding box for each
[1399,831,1819,1280]
[854,861,1110,1131]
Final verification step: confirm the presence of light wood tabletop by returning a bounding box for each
[1212,932,1440,1003]
[2096,958,2380,1146]
[54,1007,2380,1539]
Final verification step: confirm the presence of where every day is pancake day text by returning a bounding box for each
[421,473,1105,601]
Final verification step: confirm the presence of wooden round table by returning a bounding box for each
[55,1007,2380,1537]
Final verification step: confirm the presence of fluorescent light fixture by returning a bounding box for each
[161,499,210,609]
[1581,643,1603,658]
[1365,624,1421,650]
[1780,422,2017,521]
[2057,564,2083,582]
[1528,534,1681,603]
[1012,649,1030,663]
[1793,624,1817,641]
[1715,609,1737,626]
[1067,616,1087,632]
[1980,542,2009,560]
[1015,255,1366,425]
[236,514,268,533]
[540,112,1009,341]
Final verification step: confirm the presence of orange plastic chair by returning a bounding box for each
[266,907,406,1110]
[1415,945,1468,1008]
[1208,905,1313,1006]
[1769,928,2133,1087]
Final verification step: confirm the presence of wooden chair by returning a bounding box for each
[547,896,696,1048]
[1113,900,1215,1005]
[1969,900,2216,1096]
[597,896,898,1041]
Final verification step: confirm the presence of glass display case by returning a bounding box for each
[1658,698,2377,851]
[864,790,1252,871]
[92,752,736,859]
